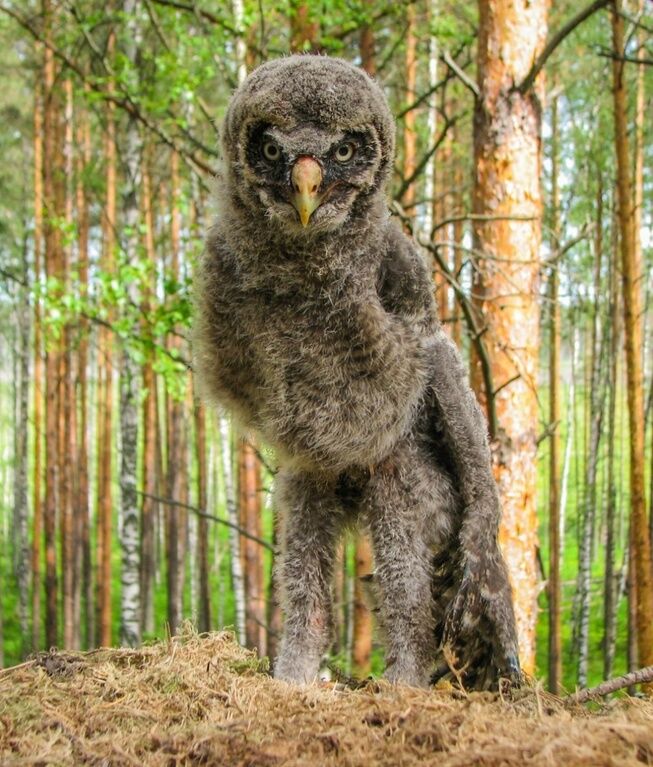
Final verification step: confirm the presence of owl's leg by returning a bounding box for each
[273,469,344,685]
[364,442,456,688]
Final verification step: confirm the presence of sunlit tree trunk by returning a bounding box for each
[451,119,464,348]
[31,76,44,652]
[611,0,653,683]
[471,0,549,673]
[547,92,561,695]
[42,0,61,648]
[239,439,266,654]
[221,416,245,644]
[400,0,417,222]
[195,400,211,632]
[352,537,372,677]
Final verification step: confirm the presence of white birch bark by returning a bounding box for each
[119,0,143,648]
[559,325,579,564]
[577,297,607,687]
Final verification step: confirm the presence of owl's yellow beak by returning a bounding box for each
[291,157,323,227]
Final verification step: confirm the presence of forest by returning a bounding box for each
[0,0,651,699]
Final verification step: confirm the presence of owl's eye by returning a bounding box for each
[262,141,281,162]
[334,142,356,163]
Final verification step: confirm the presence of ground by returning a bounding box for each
[0,627,651,766]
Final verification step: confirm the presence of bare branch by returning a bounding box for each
[441,49,480,99]
[567,665,653,703]
[149,0,237,34]
[395,113,460,201]
[432,212,537,236]
[597,50,653,66]
[518,0,611,93]
[138,491,276,552]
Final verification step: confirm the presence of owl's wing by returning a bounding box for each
[378,227,520,690]
[426,329,521,689]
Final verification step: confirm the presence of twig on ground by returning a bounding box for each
[567,665,653,704]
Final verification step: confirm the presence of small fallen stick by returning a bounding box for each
[567,665,653,704]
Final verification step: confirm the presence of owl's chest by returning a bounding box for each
[245,289,356,378]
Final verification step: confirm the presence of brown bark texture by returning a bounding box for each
[32,75,44,652]
[238,439,266,655]
[611,0,653,683]
[547,92,561,695]
[471,0,549,674]
[96,66,117,647]
[42,0,61,649]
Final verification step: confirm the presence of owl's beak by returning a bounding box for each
[291,157,323,227]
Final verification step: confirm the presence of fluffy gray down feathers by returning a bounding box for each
[194,55,521,689]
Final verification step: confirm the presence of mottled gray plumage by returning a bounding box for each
[194,55,520,689]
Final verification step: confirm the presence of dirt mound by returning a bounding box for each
[1,626,651,766]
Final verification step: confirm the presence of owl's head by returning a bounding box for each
[220,55,395,236]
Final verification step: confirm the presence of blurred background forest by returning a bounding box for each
[0,0,651,694]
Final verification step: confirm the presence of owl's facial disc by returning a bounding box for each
[291,157,324,227]
[243,121,381,234]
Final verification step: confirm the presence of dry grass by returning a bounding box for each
[1,625,652,766]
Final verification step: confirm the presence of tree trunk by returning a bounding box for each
[75,87,92,649]
[14,223,31,659]
[352,537,373,677]
[577,182,606,688]
[547,92,561,695]
[96,26,117,648]
[239,438,266,655]
[195,401,211,632]
[139,144,158,637]
[165,149,189,636]
[400,0,417,220]
[611,0,653,683]
[117,0,143,649]
[31,75,44,652]
[471,0,548,673]
[42,0,61,648]
[61,76,77,651]
[220,416,245,644]
[603,215,620,680]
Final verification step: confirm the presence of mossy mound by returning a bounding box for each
[1,627,651,765]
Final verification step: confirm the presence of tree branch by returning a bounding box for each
[597,50,653,66]
[395,113,460,201]
[138,491,275,552]
[441,49,480,99]
[148,0,237,34]
[567,665,653,703]
[518,0,611,93]
[0,3,216,176]
[432,212,537,236]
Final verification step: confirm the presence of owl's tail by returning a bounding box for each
[360,547,505,691]
[429,547,499,690]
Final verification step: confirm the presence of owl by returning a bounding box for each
[194,55,521,689]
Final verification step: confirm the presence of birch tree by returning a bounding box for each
[119,0,143,647]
